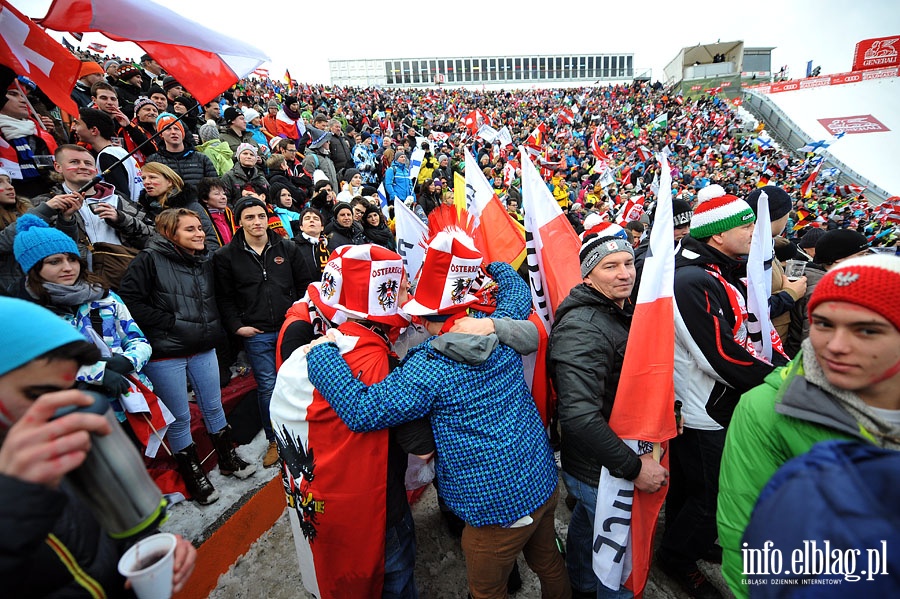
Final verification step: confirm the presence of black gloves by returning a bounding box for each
[100,369,131,396]
[104,354,134,374]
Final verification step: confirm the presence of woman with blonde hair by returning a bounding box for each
[139,161,218,251]
[120,208,256,505]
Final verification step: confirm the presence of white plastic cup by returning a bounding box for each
[117,532,177,599]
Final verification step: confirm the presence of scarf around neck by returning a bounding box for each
[39,280,106,307]
[801,338,900,449]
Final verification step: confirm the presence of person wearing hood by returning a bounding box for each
[196,121,234,177]
[139,161,218,251]
[213,197,313,467]
[548,233,670,598]
[221,143,270,204]
[324,201,367,252]
[145,113,217,189]
[384,152,413,204]
[243,107,269,148]
[302,128,339,192]
[119,207,256,505]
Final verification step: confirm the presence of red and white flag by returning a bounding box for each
[270,325,392,599]
[252,67,270,78]
[800,162,822,198]
[519,147,582,331]
[590,126,609,161]
[615,195,646,226]
[594,153,677,596]
[525,122,547,149]
[463,148,525,265]
[636,145,652,163]
[0,0,81,115]
[39,0,269,105]
[835,184,866,197]
[86,41,106,53]
[463,109,490,135]
[877,196,900,224]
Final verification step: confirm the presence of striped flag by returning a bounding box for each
[615,195,646,226]
[463,148,526,266]
[594,153,677,595]
[86,41,107,53]
[835,184,866,197]
[800,163,822,198]
[519,147,582,331]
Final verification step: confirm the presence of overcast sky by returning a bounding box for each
[14,0,900,85]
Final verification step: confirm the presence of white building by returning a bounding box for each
[329,53,643,88]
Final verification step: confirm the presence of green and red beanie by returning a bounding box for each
[689,194,756,239]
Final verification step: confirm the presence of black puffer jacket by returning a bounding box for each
[119,234,225,358]
[213,228,313,334]
[0,475,134,598]
[145,147,217,190]
[324,220,366,252]
[548,283,641,486]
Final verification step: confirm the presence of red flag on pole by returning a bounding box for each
[594,153,677,596]
[39,0,269,105]
[0,0,80,115]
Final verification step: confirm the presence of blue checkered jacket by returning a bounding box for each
[307,262,557,527]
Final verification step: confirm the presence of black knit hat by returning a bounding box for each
[223,106,241,124]
[814,229,871,265]
[162,76,181,92]
[745,185,793,221]
[234,197,267,221]
[797,227,826,249]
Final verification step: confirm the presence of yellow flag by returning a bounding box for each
[453,172,467,216]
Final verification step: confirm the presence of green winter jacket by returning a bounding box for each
[717,354,875,598]
[197,139,235,177]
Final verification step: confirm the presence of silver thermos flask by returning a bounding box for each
[56,391,167,539]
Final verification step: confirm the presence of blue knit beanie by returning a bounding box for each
[0,297,86,376]
[14,214,80,274]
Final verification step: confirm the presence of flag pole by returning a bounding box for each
[76,109,193,194]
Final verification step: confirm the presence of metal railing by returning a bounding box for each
[741,88,891,204]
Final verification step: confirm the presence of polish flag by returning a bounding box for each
[39,0,269,105]
[594,153,677,596]
[519,147,582,331]
[0,0,81,115]
[463,148,525,265]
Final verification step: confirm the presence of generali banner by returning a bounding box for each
[817,115,890,135]
[853,36,900,71]
[752,66,899,94]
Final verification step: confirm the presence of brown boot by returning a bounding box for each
[174,444,219,505]
[263,440,280,468]
[210,426,257,479]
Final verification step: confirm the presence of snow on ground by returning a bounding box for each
[207,474,733,599]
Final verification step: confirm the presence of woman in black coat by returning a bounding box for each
[362,204,395,251]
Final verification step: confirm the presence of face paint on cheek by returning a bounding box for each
[0,401,14,428]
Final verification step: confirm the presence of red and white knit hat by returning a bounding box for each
[307,244,410,328]
[808,254,900,331]
[689,194,756,239]
[403,231,483,316]
[581,218,627,241]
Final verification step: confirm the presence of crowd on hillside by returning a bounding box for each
[1,44,899,599]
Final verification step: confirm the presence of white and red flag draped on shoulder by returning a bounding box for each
[594,153,677,597]
[800,162,822,198]
[39,0,269,105]
[463,148,525,265]
[0,0,81,115]
[270,324,391,599]
[463,109,490,135]
[519,147,582,331]
[615,195,646,226]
